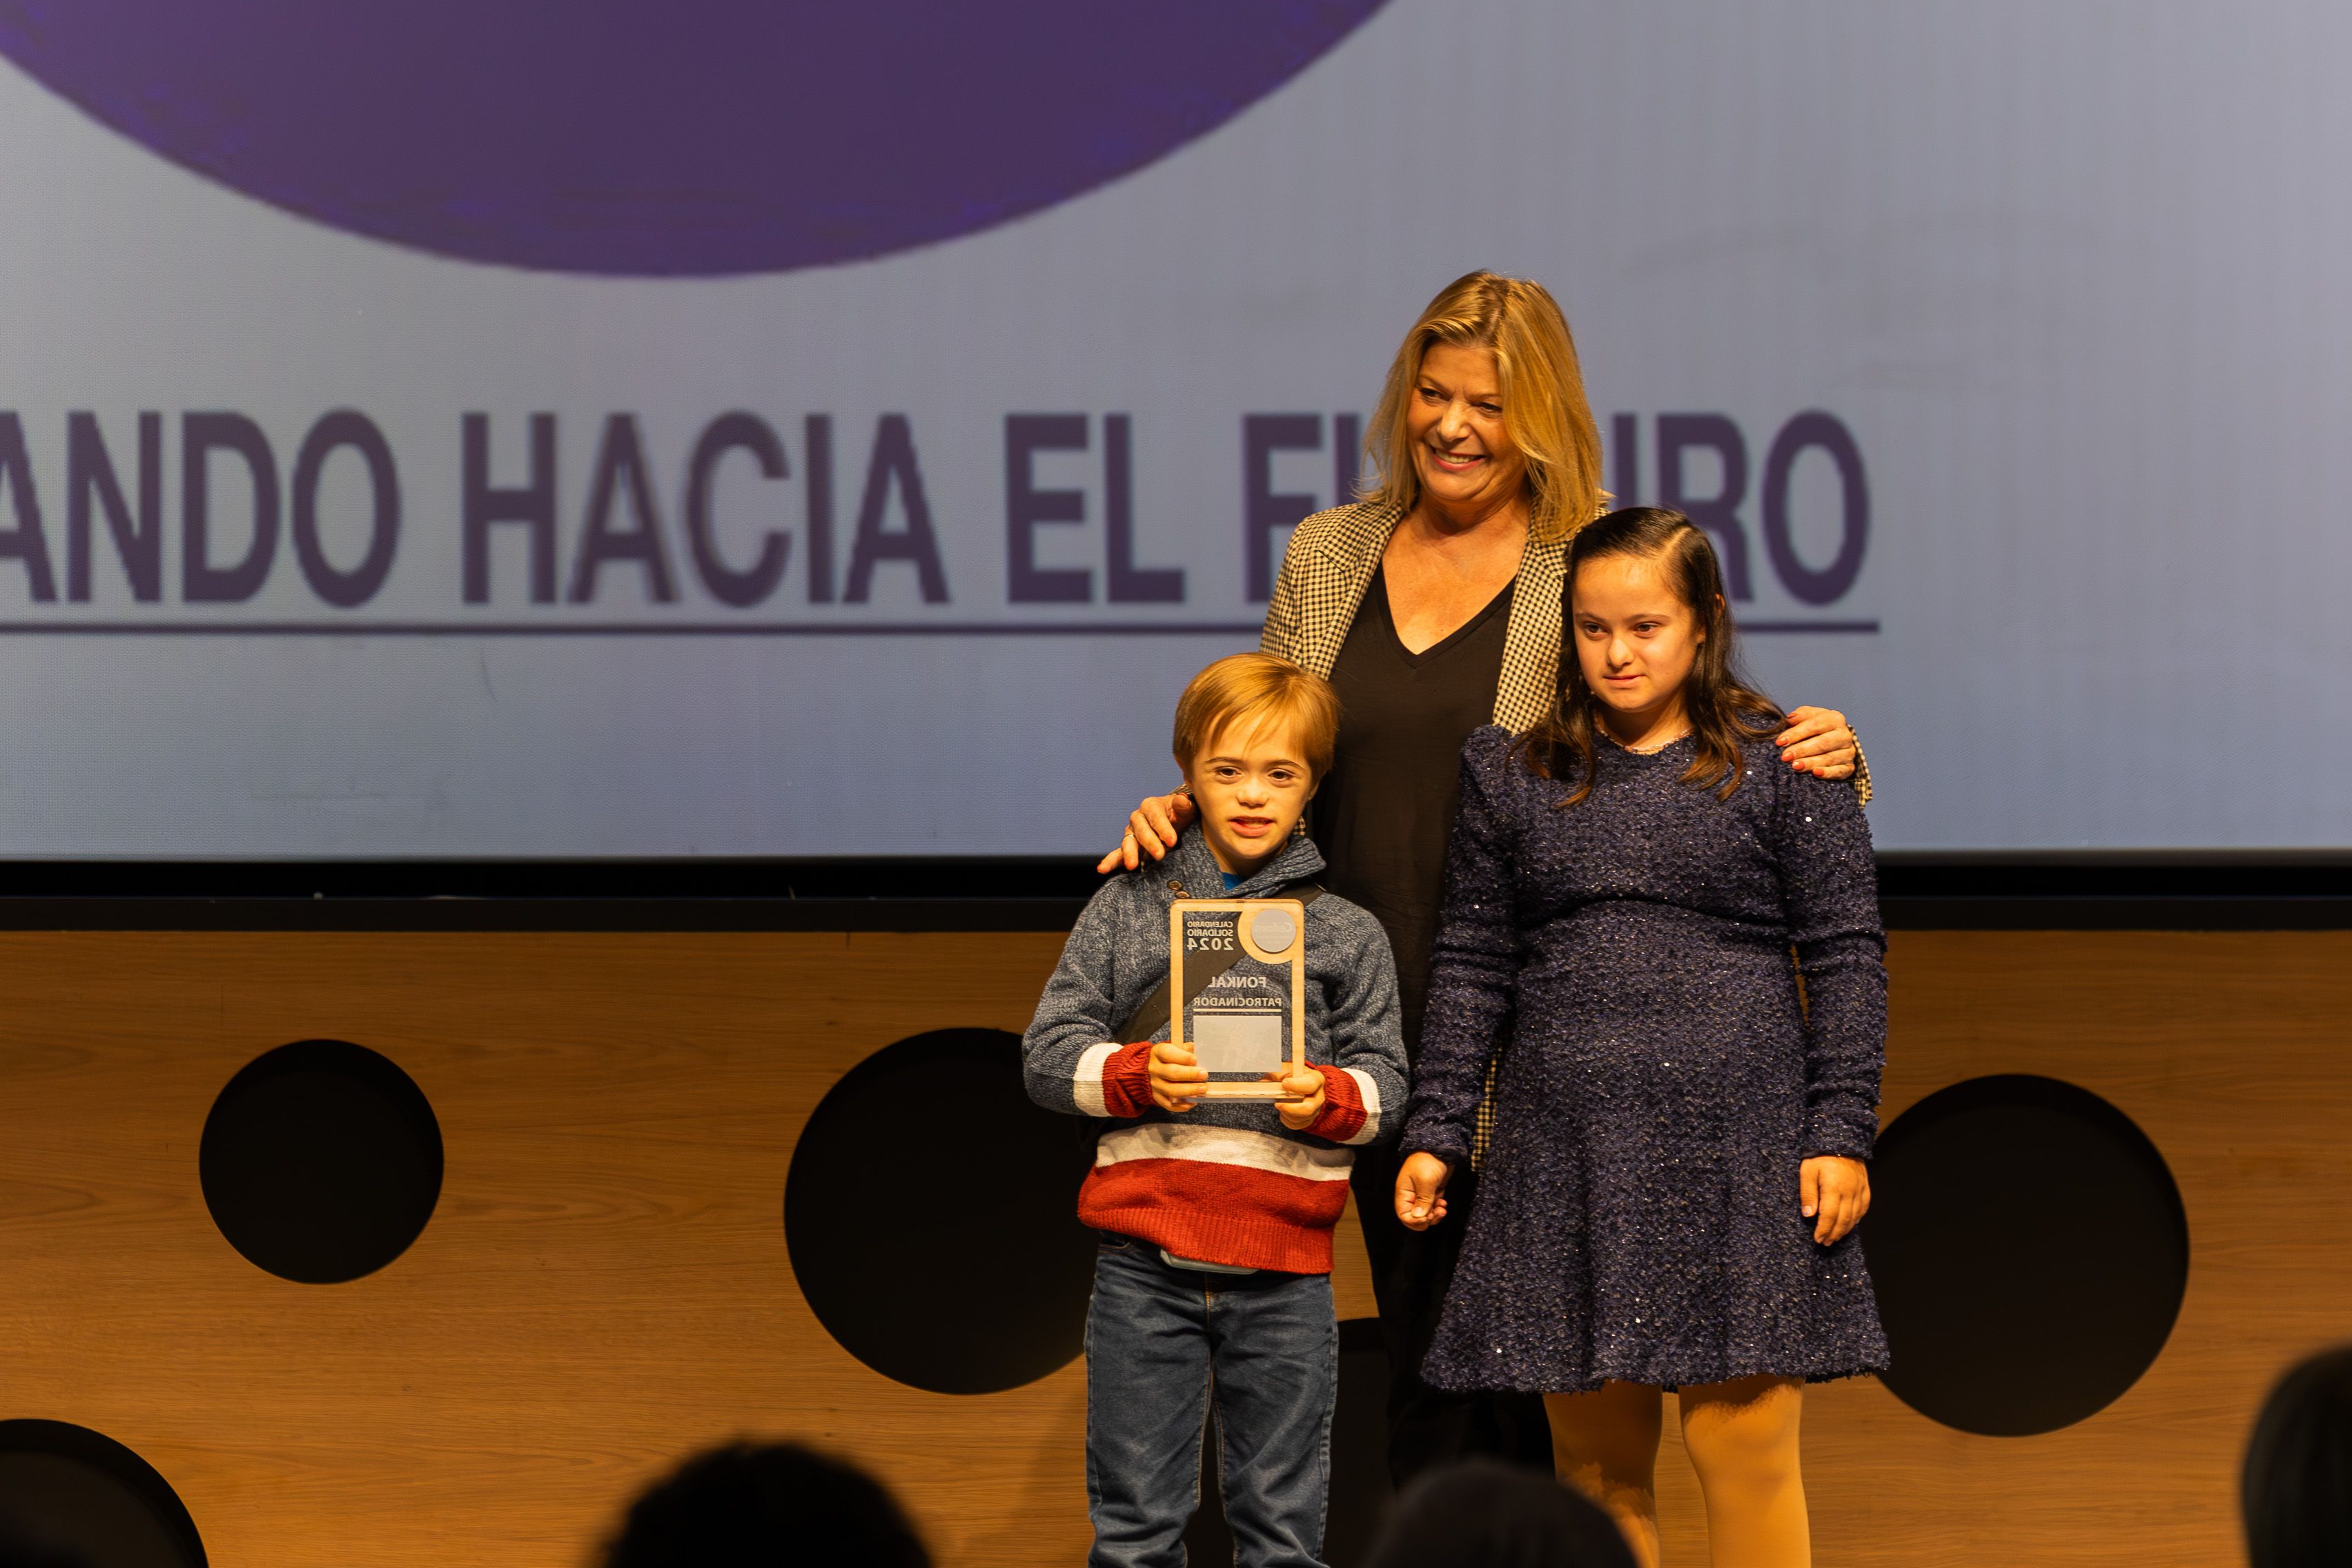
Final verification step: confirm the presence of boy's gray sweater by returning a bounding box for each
[1022,825,1407,1273]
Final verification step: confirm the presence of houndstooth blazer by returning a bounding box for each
[1261,499,1565,732]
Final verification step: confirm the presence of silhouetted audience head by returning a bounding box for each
[601,1440,930,1568]
[2245,1344,2352,1568]
[0,1516,92,1568]
[1364,1459,1636,1568]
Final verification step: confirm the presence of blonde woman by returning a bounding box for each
[1098,272,1866,1484]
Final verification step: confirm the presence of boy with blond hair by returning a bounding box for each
[1025,652,1407,1568]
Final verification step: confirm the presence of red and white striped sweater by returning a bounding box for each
[1022,829,1409,1275]
[1073,1044,1379,1272]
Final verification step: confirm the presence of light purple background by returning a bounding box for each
[0,1,2344,854]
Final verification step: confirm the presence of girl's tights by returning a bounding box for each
[1543,1375,1810,1568]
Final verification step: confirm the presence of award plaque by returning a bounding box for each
[1168,899,1308,1100]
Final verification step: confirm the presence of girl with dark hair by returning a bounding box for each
[2244,1343,2352,1567]
[1393,509,1888,1567]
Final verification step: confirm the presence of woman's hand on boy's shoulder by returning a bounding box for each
[1096,789,1197,873]
[1148,1040,1208,1113]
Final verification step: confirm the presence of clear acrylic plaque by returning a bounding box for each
[1168,899,1308,1100]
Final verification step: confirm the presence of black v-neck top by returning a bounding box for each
[1311,566,1516,1058]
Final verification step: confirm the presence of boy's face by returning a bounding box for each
[1180,716,1317,876]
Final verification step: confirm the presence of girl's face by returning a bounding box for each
[1406,343,1528,518]
[1571,551,1706,729]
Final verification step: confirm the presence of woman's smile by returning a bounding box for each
[1402,342,1525,513]
[1425,444,1487,473]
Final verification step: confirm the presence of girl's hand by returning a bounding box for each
[1801,1155,1871,1244]
[1273,1066,1328,1130]
[1395,1152,1453,1231]
[1096,790,1197,873]
[1148,1041,1208,1113]
[1777,707,1856,779]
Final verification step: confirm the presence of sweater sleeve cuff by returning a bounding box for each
[1402,1121,1471,1167]
[1306,1066,1382,1146]
[1080,1041,1155,1119]
[1802,1117,1876,1163]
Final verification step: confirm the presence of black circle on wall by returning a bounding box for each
[1863,1073,2188,1436]
[199,1039,444,1284]
[0,1420,206,1568]
[785,1028,1099,1394]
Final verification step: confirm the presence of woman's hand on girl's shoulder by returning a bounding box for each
[1096,789,1197,873]
[1776,707,1856,779]
[1800,1155,1871,1245]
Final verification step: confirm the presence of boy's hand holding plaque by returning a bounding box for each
[1168,898,1309,1101]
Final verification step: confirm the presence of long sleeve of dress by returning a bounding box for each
[1399,730,1522,1166]
[1772,765,1888,1162]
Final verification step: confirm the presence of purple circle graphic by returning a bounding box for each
[0,2,1387,277]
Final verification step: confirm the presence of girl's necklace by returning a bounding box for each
[1605,723,1692,755]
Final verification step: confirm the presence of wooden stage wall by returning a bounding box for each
[2,928,2349,1566]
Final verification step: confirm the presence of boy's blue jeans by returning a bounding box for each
[1084,1232,1335,1568]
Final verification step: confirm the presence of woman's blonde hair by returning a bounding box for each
[1361,271,1603,544]
[1172,654,1340,781]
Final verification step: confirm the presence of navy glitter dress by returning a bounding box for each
[1401,725,1889,1394]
